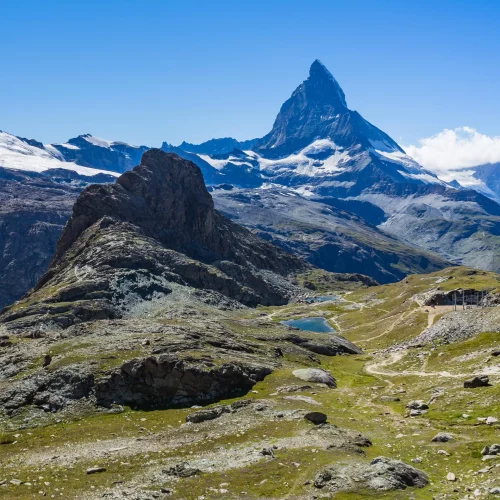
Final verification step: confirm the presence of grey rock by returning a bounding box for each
[482,444,500,456]
[164,462,200,478]
[406,400,429,410]
[307,423,372,450]
[186,405,230,424]
[276,385,312,393]
[431,432,454,443]
[408,308,500,347]
[260,447,275,457]
[491,444,500,454]
[292,368,336,387]
[313,456,428,492]
[97,354,272,411]
[284,333,362,356]
[409,409,428,416]
[0,365,94,414]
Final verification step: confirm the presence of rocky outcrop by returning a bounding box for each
[1,151,309,330]
[314,456,428,493]
[49,149,306,273]
[95,355,271,410]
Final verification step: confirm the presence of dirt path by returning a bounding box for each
[419,305,455,327]
[365,350,500,380]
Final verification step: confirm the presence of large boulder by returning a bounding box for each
[292,368,336,387]
[314,456,428,493]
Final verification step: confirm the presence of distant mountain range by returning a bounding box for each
[0,60,499,309]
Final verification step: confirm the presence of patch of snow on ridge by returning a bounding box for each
[293,185,317,197]
[58,143,80,150]
[43,144,65,160]
[0,131,119,177]
[198,154,233,170]
[259,139,350,176]
[372,148,445,186]
[81,135,113,148]
[302,138,338,155]
[242,150,258,158]
[399,171,444,184]
[198,139,352,177]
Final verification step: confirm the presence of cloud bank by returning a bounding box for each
[402,127,500,198]
[403,127,500,176]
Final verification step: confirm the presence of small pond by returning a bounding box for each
[305,295,339,303]
[281,317,336,333]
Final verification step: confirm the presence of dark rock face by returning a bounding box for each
[51,149,306,274]
[314,456,428,492]
[1,151,308,330]
[0,168,113,310]
[95,355,271,410]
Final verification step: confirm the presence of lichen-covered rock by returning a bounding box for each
[431,432,454,443]
[186,405,231,423]
[283,333,362,355]
[314,456,428,492]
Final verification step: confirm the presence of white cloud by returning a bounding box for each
[402,127,500,198]
[403,127,500,174]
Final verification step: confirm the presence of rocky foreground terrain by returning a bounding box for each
[1,152,500,499]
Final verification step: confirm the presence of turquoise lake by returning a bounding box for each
[281,317,336,333]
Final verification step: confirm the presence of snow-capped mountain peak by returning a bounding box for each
[0,131,119,177]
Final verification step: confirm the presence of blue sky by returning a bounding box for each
[1,0,499,147]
